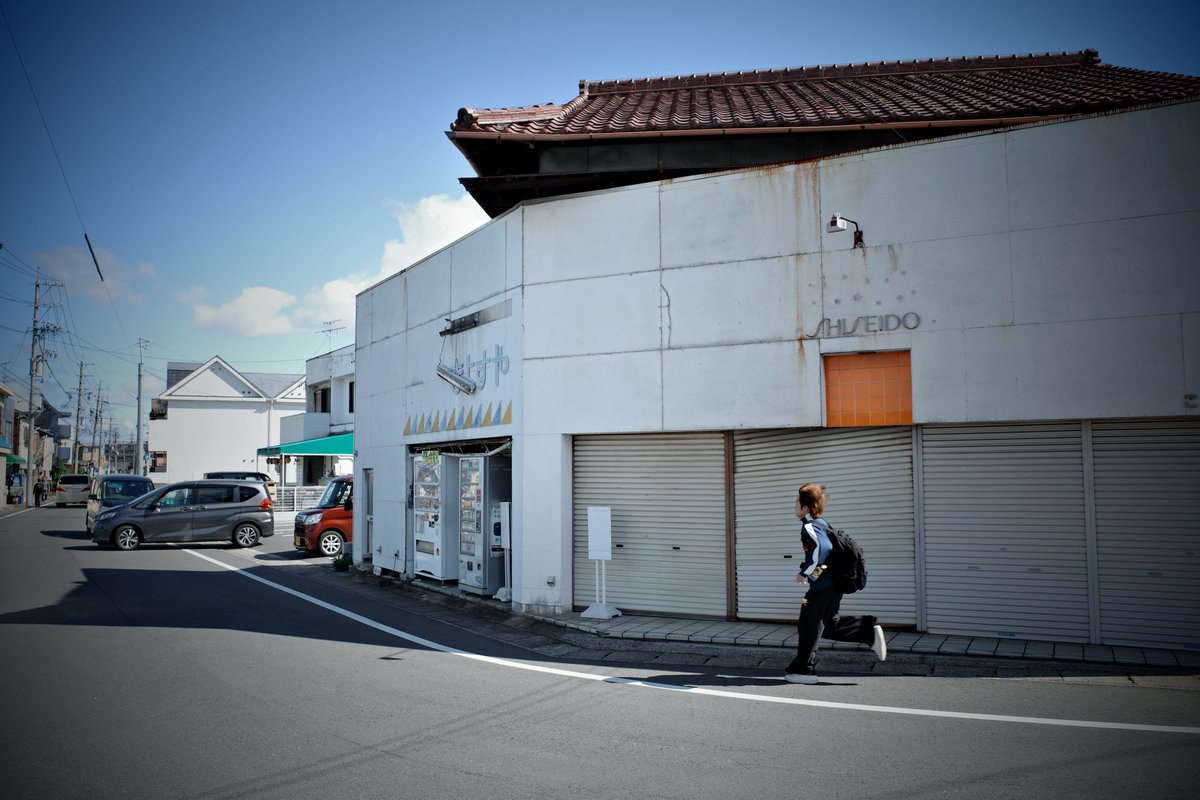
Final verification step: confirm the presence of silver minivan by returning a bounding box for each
[91,479,274,551]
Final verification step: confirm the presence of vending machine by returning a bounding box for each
[458,455,512,596]
[412,453,459,581]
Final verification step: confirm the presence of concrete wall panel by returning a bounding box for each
[523,186,660,285]
[663,340,823,430]
[663,256,802,348]
[659,163,816,268]
[524,271,663,358]
[524,351,663,435]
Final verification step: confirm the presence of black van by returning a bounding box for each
[203,471,276,497]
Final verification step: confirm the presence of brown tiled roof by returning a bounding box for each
[451,50,1200,138]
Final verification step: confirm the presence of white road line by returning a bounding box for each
[179,547,1200,736]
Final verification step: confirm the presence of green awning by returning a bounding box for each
[5,453,26,464]
[257,432,353,457]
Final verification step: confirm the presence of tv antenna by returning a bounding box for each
[316,320,346,355]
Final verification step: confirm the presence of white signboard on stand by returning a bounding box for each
[586,506,612,560]
[581,506,621,619]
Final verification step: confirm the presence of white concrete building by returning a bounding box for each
[148,357,304,485]
[356,59,1199,651]
[273,345,355,485]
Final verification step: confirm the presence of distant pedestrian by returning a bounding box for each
[785,482,887,684]
[34,474,48,506]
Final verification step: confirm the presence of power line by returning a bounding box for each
[1,5,105,283]
[0,243,39,278]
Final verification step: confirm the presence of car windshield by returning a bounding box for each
[104,480,153,502]
[315,480,351,509]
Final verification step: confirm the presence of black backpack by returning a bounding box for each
[816,520,868,594]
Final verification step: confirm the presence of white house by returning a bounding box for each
[354,53,1200,651]
[148,357,304,485]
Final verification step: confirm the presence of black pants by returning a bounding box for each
[786,587,877,674]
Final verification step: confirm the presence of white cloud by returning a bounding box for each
[289,278,361,335]
[378,193,488,281]
[38,244,154,304]
[192,286,297,336]
[187,193,487,338]
[176,285,208,304]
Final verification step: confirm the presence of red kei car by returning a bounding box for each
[293,475,353,556]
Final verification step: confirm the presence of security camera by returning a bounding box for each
[828,214,847,233]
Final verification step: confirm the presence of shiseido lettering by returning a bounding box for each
[808,313,920,339]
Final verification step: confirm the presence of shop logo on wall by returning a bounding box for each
[441,345,510,394]
[807,312,920,339]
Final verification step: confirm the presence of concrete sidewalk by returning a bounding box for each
[346,571,1200,679]
[526,602,1199,671]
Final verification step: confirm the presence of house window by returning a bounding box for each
[150,400,168,420]
[149,451,168,472]
[824,351,912,427]
[348,381,354,414]
[313,387,331,413]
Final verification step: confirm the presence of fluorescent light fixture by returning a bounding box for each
[436,364,477,394]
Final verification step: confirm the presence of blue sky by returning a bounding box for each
[2,0,1197,441]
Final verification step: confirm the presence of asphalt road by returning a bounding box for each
[2,505,1197,799]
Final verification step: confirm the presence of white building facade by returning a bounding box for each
[148,357,304,485]
[355,101,1200,651]
[276,345,356,484]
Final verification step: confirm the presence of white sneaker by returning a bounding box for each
[871,624,888,661]
[784,672,819,684]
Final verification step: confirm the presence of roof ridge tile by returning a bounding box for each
[581,50,1104,95]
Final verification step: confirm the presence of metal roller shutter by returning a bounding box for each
[921,423,1089,642]
[1092,419,1200,650]
[733,427,916,622]
[572,434,727,617]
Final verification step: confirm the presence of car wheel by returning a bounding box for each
[113,525,140,551]
[317,531,344,557]
[233,523,261,548]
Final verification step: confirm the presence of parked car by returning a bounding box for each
[86,474,156,533]
[203,470,276,498]
[294,475,352,556]
[91,479,274,551]
[55,474,91,507]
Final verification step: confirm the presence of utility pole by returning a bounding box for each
[72,361,86,473]
[136,339,146,476]
[20,271,62,503]
[24,272,41,506]
[90,384,102,471]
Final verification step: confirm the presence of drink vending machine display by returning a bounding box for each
[458,455,512,596]
[412,453,459,580]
